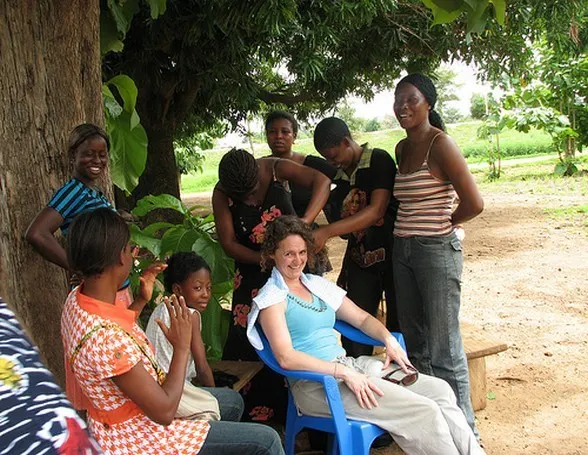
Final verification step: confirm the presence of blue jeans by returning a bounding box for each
[199,421,284,455]
[202,387,244,422]
[393,233,477,435]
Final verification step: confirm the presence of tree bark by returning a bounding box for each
[0,0,102,386]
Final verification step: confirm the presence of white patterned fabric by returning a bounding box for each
[146,304,199,380]
[247,267,346,349]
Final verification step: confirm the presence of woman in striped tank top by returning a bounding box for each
[392,74,484,439]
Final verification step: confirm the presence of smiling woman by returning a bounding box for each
[392,73,484,440]
[24,124,131,299]
[25,124,113,269]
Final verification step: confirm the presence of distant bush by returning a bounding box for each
[443,107,463,124]
[364,118,381,132]
[463,144,553,159]
[470,93,487,120]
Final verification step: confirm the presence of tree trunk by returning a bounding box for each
[0,0,102,386]
[121,126,180,210]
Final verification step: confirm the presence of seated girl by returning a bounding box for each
[61,208,284,455]
[247,215,484,455]
[146,251,244,421]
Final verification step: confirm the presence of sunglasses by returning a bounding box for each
[382,365,419,387]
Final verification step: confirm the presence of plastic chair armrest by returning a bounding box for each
[334,319,406,350]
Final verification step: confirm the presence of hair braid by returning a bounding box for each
[218,148,259,199]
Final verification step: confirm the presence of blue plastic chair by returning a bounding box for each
[254,319,407,455]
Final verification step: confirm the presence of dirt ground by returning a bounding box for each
[184,188,588,454]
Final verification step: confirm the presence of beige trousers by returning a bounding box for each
[290,356,485,455]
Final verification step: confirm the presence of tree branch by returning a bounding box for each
[256,88,317,105]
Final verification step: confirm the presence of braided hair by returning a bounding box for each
[396,73,446,131]
[313,117,351,152]
[218,148,259,200]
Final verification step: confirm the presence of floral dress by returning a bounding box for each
[221,178,295,423]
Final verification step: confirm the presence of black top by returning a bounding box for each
[328,145,398,271]
[290,155,337,217]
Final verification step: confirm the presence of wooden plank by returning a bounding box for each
[468,357,488,411]
[461,322,508,360]
[210,360,264,392]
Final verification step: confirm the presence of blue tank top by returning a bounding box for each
[285,293,345,361]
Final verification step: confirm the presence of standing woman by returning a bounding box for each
[265,110,337,218]
[212,148,330,422]
[26,123,112,270]
[392,74,484,434]
[25,124,133,303]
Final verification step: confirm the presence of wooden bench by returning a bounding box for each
[461,322,508,411]
[209,360,264,392]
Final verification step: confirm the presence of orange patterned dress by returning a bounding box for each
[61,288,209,454]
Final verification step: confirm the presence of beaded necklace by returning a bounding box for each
[287,293,327,313]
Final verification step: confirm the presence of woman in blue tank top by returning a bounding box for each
[250,216,484,455]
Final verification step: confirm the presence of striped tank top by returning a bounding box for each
[393,133,456,237]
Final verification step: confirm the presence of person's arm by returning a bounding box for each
[335,297,412,372]
[273,159,330,225]
[259,302,383,409]
[313,150,395,250]
[112,295,192,426]
[314,188,390,249]
[191,312,215,387]
[431,135,484,225]
[25,207,69,270]
[212,186,261,265]
[127,261,167,315]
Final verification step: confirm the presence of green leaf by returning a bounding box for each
[102,85,123,119]
[489,0,505,25]
[466,0,489,34]
[129,224,162,257]
[100,10,124,55]
[105,75,138,114]
[106,0,140,34]
[142,221,176,237]
[212,280,234,297]
[201,299,231,360]
[486,391,496,400]
[431,0,463,12]
[422,0,464,25]
[132,194,189,217]
[160,226,201,255]
[145,0,167,19]
[107,110,148,194]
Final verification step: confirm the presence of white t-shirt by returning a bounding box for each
[145,303,200,380]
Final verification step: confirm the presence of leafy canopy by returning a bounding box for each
[102,0,522,142]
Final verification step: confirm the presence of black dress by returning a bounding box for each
[221,177,295,423]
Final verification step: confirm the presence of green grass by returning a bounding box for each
[474,155,588,197]
[545,204,588,217]
[181,121,556,194]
